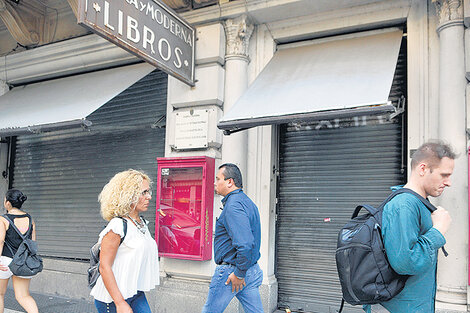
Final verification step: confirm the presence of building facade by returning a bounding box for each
[0,0,469,312]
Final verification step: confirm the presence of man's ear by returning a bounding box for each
[227,178,233,188]
[417,162,427,176]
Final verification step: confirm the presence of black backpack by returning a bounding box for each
[88,217,127,288]
[3,214,43,277]
[335,188,447,312]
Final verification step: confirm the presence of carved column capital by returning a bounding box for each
[433,0,464,32]
[0,0,58,47]
[0,0,39,46]
[223,14,254,61]
[66,0,78,18]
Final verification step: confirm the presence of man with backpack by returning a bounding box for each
[366,141,454,312]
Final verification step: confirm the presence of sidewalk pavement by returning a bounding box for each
[4,287,95,313]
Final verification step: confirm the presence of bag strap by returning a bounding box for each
[338,298,345,313]
[118,217,128,245]
[2,216,16,257]
[380,188,448,257]
[2,215,32,257]
[352,204,378,218]
[382,188,437,212]
[352,188,430,219]
[2,214,32,241]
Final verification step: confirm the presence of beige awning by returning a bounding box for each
[218,29,403,134]
[0,63,154,136]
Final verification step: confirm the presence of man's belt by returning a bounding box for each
[218,261,233,266]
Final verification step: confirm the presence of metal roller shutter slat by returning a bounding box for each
[276,36,407,312]
[12,70,167,259]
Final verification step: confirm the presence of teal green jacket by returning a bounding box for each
[364,186,446,313]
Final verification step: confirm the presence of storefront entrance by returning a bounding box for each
[274,32,407,313]
[276,116,405,312]
[10,69,167,259]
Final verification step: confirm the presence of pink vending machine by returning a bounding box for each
[155,156,215,260]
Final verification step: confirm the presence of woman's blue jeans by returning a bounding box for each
[95,291,151,313]
[202,263,264,313]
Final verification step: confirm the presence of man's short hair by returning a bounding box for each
[219,163,243,188]
[411,141,456,170]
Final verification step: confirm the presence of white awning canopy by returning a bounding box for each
[218,29,403,134]
[0,63,154,136]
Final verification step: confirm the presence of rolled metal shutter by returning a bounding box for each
[275,36,407,313]
[11,69,167,259]
[276,120,404,313]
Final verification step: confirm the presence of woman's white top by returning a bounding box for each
[90,217,159,303]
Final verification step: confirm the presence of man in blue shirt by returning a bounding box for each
[366,141,454,313]
[202,163,263,313]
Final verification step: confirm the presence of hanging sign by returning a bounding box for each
[78,0,195,86]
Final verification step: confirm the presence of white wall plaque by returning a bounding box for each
[174,109,209,149]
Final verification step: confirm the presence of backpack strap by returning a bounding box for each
[352,204,378,218]
[354,188,439,219]
[380,188,448,256]
[385,188,437,212]
[353,190,413,220]
[338,298,345,313]
[379,187,437,212]
[2,215,32,258]
[117,217,128,245]
[2,214,32,241]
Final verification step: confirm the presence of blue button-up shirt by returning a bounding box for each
[214,189,261,278]
[364,186,446,313]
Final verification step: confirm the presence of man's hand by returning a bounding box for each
[432,206,452,236]
[225,272,246,293]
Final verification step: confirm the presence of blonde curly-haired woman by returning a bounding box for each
[91,169,159,313]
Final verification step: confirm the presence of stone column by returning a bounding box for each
[432,0,468,310]
[222,15,254,180]
[0,80,9,205]
[0,80,8,95]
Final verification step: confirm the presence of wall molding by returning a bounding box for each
[0,34,138,85]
